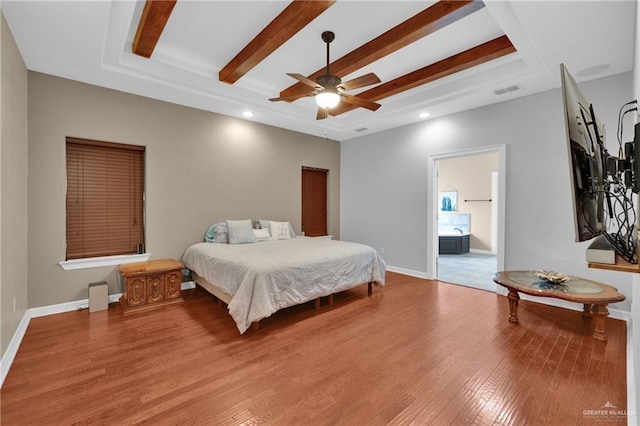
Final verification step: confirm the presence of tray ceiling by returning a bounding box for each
[2,1,635,141]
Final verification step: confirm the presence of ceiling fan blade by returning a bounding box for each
[316,107,329,120]
[340,73,381,91]
[269,92,315,102]
[340,94,381,111]
[287,73,323,90]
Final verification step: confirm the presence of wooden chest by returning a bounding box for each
[118,259,184,315]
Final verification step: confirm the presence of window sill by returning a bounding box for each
[59,253,152,271]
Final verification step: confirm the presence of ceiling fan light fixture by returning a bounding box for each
[316,90,340,109]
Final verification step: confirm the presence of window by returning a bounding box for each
[65,137,145,260]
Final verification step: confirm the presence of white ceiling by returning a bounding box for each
[2,1,635,141]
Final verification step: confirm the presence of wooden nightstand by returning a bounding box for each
[118,259,184,315]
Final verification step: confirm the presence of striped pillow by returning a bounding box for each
[226,220,256,245]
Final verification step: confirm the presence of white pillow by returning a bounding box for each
[253,228,271,242]
[226,219,256,244]
[270,221,292,240]
[260,219,296,238]
[258,219,272,231]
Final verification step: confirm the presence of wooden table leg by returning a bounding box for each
[582,303,594,318]
[314,297,320,311]
[507,289,520,323]
[328,294,334,305]
[593,304,609,342]
[368,282,373,296]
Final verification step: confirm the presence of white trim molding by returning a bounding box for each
[0,311,30,388]
[470,248,493,255]
[386,265,429,280]
[517,293,631,322]
[427,144,507,284]
[58,253,151,271]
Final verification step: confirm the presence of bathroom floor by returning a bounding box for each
[437,252,498,293]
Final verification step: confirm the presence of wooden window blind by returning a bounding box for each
[301,167,328,237]
[66,137,145,260]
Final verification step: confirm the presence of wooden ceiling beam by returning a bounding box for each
[278,0,486,100]
[329,35,516,117]
[219,0,336,85]
[133,0,177,58]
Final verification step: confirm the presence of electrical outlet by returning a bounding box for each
[13,297,16,312]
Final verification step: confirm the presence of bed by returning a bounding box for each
[181,236,386,334]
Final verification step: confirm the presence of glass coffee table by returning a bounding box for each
[493,271,626,342]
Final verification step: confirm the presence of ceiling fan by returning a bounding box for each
[269,31,382,120]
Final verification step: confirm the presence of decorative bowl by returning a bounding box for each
[536,271,570,285]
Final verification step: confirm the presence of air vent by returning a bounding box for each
[354,127,368,132]
[494,85,520,95]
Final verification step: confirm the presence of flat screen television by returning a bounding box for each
[560,63,606,242]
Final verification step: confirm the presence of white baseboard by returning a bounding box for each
[469,248,493,255]
[0,310,30,388]
[518,293,630,322]
[30,281,195,318]
[385,265,429,280]
[0,280,197,388]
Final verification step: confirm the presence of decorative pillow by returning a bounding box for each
[260,219,296,238]
[226,219,256,244]
[213,222,229,244]
[204,224,217,242]
[258,219,271,230]
[270,221,292,240]
[253,228,271,242]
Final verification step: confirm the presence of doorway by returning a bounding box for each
[428,145,506,293]
[301,167,328,237]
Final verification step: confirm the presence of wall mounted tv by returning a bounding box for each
[560,63,637,263]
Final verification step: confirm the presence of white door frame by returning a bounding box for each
[427,144,507,290]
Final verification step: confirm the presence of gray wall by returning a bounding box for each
[341,71,634,313]
[27,72,340,308]
[1,11,28,356]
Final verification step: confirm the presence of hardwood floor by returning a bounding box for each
[1,272,627,425]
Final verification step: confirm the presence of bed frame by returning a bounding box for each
[191,271,373,331]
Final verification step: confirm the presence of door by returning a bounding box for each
[302,167,328,237]
[433,150,501,293]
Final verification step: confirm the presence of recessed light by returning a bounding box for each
[418,112,430,119]
[241,110,254,118]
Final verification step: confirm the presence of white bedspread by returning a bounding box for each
[181,237,386,333]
